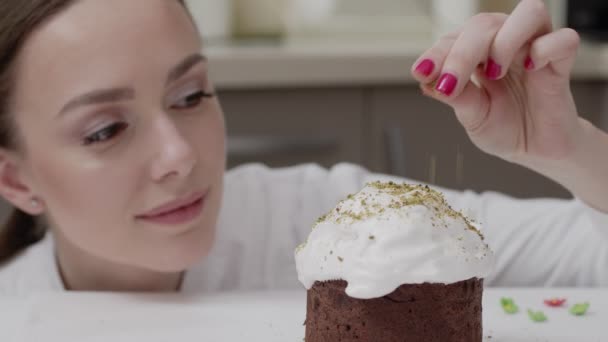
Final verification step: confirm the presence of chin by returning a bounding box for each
[147,223,217,273]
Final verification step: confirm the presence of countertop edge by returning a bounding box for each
[207,41,608,89]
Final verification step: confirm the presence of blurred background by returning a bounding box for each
[1,1,604,220]
[187,0,608,199]
[186,0,608,201]
[0,0,599,231]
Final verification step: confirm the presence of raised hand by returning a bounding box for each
[412,0,582,165]
[412,0,608,212]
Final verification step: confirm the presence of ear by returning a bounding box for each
[0,149,44,216]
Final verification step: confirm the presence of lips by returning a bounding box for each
[137,191,206,219]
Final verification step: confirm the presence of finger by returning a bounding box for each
[434,13,507,98]
[527,28,580,77]
[411,31,459,84]
[421,66,491,134]
[486,0,552,80]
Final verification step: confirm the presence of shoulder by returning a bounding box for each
[0,233,63,296]
[190,163,375,292]
[222,162,375,214]
[217,162,409,240]
[224,162,372,191]
[221,162,439,208]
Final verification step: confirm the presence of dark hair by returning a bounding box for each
[0,0,189,265]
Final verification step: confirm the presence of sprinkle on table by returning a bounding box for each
[544,298,567,307]
[527,309,548,322]
[500,297,519,314]
[569,302,590,316]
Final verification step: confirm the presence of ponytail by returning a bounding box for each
[0,208,45,265]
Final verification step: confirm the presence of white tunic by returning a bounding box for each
[1,163,607,296]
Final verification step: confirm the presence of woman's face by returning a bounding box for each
[10,0,226,272]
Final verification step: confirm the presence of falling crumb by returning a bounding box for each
[369,235,375,240]
[337,256,344,262]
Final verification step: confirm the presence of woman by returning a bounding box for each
[0,0,606,295]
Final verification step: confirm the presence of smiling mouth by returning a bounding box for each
[136,191,207,225]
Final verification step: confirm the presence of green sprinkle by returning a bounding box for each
[569,303,590,316]
[527,309,547,322]
[500,298,519,314]
[295,243,306,253]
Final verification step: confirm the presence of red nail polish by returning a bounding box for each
[415,59,435,77]
[485,58,502,79]
[524,56,535,70]
[435,73,458,96]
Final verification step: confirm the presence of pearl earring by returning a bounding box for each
[31,198,39,207]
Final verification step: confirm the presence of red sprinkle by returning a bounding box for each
[544,298,567,307]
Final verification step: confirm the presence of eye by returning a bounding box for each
[82,122,128,146]
[170,90,215,110]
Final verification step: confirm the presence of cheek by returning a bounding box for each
[30,152,138,248]
[188,103,226,170]
[34,159,127,217]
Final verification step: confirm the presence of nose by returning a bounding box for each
[149,115,196,183]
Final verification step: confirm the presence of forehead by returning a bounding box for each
[12,0,200,115]
[30,0,193,49]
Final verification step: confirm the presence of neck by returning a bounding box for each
[53,230,183,292]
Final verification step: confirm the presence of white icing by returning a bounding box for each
[295,182,494,299]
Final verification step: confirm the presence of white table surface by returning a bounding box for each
[2,288,606,342]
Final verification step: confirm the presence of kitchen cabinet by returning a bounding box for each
[221,88,365,168]
[220,81,608,199]
[368,81,607,198]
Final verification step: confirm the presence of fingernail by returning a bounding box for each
[415,59,435,77]
[435,73,458,96]
[485,58,502,80]
[524,56,535,70]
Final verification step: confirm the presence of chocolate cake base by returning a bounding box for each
[305,278,483,342]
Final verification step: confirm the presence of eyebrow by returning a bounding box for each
[166,53,207,84]
[58,88,135,116]
[57,53,207,117]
